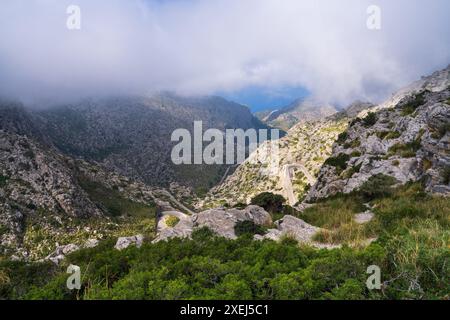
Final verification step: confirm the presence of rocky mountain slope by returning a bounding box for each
[33,93,270,191]
[0,102,194,260]
[307,67,450,201]
[256,97,338,130]
[200,100,375,208]
[200,117,349,208]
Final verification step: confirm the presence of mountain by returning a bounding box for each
[256,98,338,130]
[306,66,450,201]
[1,67,449,301]
[0,122,195,260]
[2,94,270,260]
[200,100,376,208]
[31,93,270,192]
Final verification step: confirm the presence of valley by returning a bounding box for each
[0,66,449,300]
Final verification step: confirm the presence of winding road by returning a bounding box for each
[281,163,316,206]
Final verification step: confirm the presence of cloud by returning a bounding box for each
[0,0,449,106]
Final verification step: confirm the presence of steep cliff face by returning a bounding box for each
[307,68,450,201]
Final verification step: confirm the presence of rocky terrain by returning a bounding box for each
[33,93,270,192]
[0,102,194,260]
[307,67,450,201]
[255,97,338,130]
[1,65,449,268]
[200,102,374,208]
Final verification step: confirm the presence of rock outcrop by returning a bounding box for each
[307,67,450,201]
[114,235,144,251]
[255,215,319,244]
[201,118,349,208]
[153,205,272,242]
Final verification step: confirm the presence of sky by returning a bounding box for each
[0,0,449,111]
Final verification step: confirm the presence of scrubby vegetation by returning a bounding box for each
[362,112,377,127]
[77,174,156,218]
[2,180,448,301]
[1,180,448,300]
[0,175,8,187]
[250,192,285,214]
[400,92,427,116]
[376,131,401,140]
[337,131,348,144]
[234,221,266,237]
[430,122,450,140]
[388,137,422,158]
[358,174,399,200]
[442,167,450,185]
[324,153,350,174]
[165,215,180,228]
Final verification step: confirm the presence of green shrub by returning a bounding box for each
[250,192,285,214]
[384,131,401,140]
[358,174,399,200]
[336,132,348,144]
[234,220,266,237]
[165,215,180,228]
[431,122,450,139]
[362,112,377,127]
[233,202,247,209]
[442,167,450,185]
[344,138,361,149]
[350,150,361,158]
[271,205,300,222]
[400,92,426,116]
[376,131,401,140]
[324,153,350,173]
[375,131,389,140]
[0,175,8,188]
[388,136,422,158]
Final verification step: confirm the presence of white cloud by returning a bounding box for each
[0,0,449,105]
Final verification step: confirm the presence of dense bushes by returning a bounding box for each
[400,92,427,116]
[358,174,399,200]
[324,153,350,173]
[362,112,377,127]
[234,221,266,237]
[0,175,8,188]
[337,131,348,144]
[250,192,285,214]
[77,174,156,218]
[165,215,180,228]
[1,183,448,300]
[3,230,390,300]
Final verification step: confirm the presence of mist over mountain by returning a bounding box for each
[256,98,339,130]
[0,1,449,302]
[1,0,450,107]
[1,93,271,190]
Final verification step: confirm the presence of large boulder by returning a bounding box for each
[45,243,80,265]
[193,205,272,239]
[255,215,318,244]
[153,205,272,242]
[114,235,144,250]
